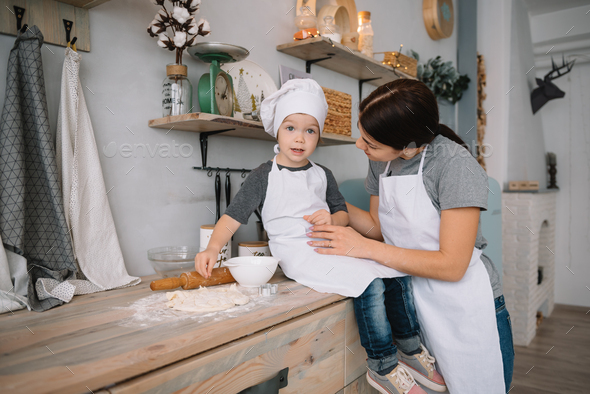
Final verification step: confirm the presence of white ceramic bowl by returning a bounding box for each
[223,256,280,287]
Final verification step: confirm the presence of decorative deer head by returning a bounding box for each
[530,55,575,114]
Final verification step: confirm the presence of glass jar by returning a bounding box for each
[162,64,193,117]
[294,6,318,40]
[320,16,342,43]
[357,11,374,58]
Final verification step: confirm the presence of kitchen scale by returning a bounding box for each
[188,42,249,117]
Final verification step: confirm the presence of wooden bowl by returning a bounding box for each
[337,0,358,33]
[423,0,454,40]
[318,5,350,34]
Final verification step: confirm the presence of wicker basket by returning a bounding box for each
[321,86,352,136]
[381,52,418,78]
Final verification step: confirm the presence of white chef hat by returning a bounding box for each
[260,78,328,140]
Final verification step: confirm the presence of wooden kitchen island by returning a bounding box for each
[0,271,377,394]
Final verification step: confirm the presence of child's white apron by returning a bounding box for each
[261,156,405,297]
[378,146,504,393]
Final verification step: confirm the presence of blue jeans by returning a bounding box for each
[495,295,515,392]
[353,277,421,374]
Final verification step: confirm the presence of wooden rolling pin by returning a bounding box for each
[150,268,235,291]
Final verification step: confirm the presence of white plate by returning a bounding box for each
[221,60,277,119]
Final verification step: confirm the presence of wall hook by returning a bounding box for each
[14,6,25,32]
[63,19,73,44]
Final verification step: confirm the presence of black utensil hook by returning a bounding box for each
[14,6,26,33]
[63,19,74,44]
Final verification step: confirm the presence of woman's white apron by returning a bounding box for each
[378,146,504,393]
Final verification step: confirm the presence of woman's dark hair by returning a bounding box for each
[358,79,467,150]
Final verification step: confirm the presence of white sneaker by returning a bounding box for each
[366,364,427,394]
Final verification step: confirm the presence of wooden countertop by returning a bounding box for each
[0,272,346,394]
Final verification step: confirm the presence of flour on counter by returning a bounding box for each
[115,283,291,327]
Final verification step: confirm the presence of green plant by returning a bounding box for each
[410,50,470,104]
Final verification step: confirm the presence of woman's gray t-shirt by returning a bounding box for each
[364,134,502,298]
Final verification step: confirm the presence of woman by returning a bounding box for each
[307,79,514,393]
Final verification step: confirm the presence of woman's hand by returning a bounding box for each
[306,224,374,259]
[303,209,332,225]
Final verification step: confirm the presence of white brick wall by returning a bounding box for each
[502,192,557,346]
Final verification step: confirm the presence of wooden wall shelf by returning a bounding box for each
[276,36,416,98]
[58,0,110,9]
[148,113,357,147]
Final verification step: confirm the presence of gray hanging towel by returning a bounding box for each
[0,26,77,311]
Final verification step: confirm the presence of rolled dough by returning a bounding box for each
[166,284,250,312]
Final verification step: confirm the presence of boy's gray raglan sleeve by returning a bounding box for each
[318,164,348,214]
[223,165,267,225]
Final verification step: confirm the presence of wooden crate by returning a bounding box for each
[322,86,352,137]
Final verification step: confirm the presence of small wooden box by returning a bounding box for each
[519,181,530,190]
[508,181,540,191]
[382,52,418,78]
[322,86,352,136]
[508,181,520,191]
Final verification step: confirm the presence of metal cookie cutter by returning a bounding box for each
[259,283,278,297]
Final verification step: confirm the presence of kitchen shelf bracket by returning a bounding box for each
[199,128,235,168]
[359,77,382,103]
[305,56,332,74]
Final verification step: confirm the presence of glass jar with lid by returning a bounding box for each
[162,64,193,117]
[294,6,318,40]
[319,16,342,43]
[357,11,374,58]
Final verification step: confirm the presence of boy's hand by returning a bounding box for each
[304,209,332,226]
[195,248,219,279]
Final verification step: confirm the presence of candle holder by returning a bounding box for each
[546,152,558,189]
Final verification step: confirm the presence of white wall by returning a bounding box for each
[529,2,590,307]
[506,0,547,190]
[480,0,590,307]
[477,0,512,188]
[537,61,590,308]
[0,0,457,276]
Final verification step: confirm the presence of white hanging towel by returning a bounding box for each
[55,48,140,291]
